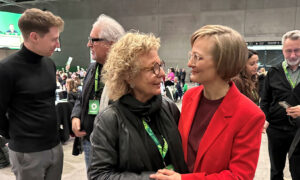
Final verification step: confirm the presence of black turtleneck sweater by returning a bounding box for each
[0,45,59,152]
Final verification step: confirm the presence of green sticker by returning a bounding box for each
[88,100,100,115]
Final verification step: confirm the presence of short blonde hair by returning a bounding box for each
[18,8,64,40]
[102,32,160,101]
[191,25,248,81]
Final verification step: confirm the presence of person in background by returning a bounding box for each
[180,68,186,86]
[175,67,180,80]
[66,78,80,105]
[286,104,300,180]
[73,76,82,91]
[174,77,183,102]
[165,68,175,87]
[56,74,63,90]
[71,14,125,170]
[88,32,188,180]
[232,49,259,105]
[182,83,188,94]
[60,73,68,90]
[6,24,18,35]
[0,8,64,180]
[260,30,300,180]
[258,67,267,97]
[150,25,265,180]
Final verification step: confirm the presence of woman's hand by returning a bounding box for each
[286,105,300,118]
[150,169,181,180]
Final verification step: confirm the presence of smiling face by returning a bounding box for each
[34,26,60,57]
[283,38,300,67]
[87,26,112,64]
[246,54,259,76]
[131,49,165,103]
[188,36,220,84]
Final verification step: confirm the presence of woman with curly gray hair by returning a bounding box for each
[88,32,188,180]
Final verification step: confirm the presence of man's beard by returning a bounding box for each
[286,57,300,66]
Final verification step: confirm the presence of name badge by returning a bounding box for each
[88,100,100,115]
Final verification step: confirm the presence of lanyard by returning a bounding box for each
[142,119,168,160]
[95,65,99,93]
[282,61,300,88]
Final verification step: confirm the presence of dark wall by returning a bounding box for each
[0,0,300,71]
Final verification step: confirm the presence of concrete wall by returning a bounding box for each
[1,0,300,72]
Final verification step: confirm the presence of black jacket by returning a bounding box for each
[260,63,300,130]
[67,91,80,106]
[88,95,188,180]
[71,63,103,138]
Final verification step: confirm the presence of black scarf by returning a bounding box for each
[117,94,188,173]
[119,94,162,117]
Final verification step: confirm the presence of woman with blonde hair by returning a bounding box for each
[88,32,187,180]
[151,25,265,180]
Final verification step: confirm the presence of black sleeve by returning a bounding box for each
[88,108,153,180]
[0,63,13,138]
[71,64,93,119]
[162,97,180,125]
[260,70,272,120]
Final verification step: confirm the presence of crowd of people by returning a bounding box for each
[0,7,300,180]
[55,68,86,100]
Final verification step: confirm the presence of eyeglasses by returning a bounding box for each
[88,37,107,44]
[142,61,165,76]
[188,51,203,64]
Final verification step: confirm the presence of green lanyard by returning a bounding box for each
[142,119,168,160]
[282,61,300,88]
[95,65,99,93]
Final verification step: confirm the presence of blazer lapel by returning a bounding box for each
[193,83,240,171]
[179,86,203,162]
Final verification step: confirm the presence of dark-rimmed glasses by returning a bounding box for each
[88,37,107,44]
[142,61,165,76]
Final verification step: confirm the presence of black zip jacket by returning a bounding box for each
[71,62,103,139]
[260,63,300,130]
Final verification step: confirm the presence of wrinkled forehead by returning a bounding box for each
[283,38,300,49]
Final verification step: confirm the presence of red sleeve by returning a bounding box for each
[181,111,265,180]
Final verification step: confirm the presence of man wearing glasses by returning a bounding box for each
[260,30,300,180]
[71,14,125,170]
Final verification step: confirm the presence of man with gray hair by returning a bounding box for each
[261,30,300,180]
[71,14,125,169]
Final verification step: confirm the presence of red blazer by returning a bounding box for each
[179,82,265,180]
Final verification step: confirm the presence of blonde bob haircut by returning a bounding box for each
[102,32,160,101]
[191,25,248,81]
